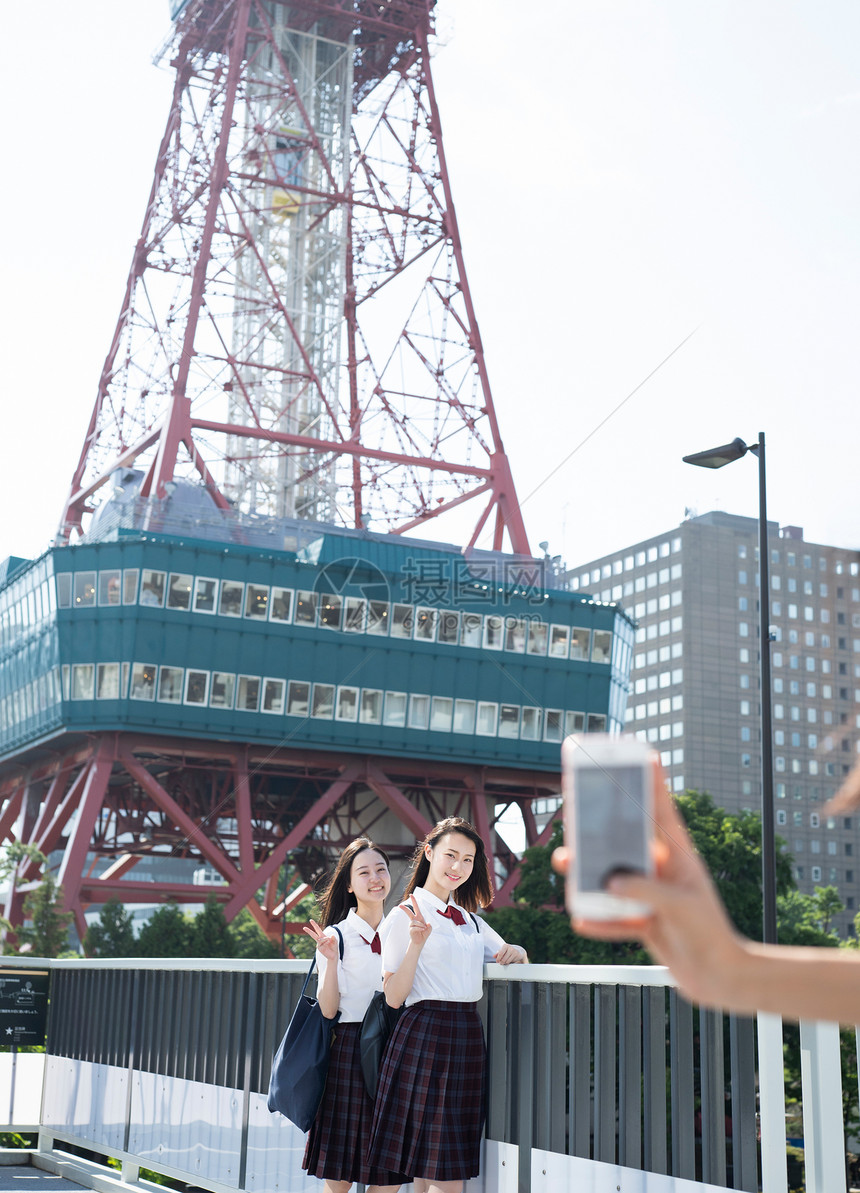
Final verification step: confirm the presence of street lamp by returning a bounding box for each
[683,432,777,944]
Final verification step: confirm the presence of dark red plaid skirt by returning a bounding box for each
[367,1000,487,1181]
[302,1021,408,1186]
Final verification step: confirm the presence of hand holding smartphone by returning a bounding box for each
[563,733,657,920]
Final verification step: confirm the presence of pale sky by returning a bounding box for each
[3,1,859,571]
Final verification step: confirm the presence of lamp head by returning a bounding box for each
[682,437,749,469]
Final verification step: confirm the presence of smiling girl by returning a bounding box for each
[367,817,527,1193]
[301,837,406,1193]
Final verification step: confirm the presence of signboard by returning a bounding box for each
[0,970,49,1046]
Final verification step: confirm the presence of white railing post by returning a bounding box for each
[800,1018,846,1193]
[757,1011,788,1193]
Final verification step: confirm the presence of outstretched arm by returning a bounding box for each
[557,771,860,1023]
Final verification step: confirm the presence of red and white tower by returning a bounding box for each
[60,0,529,556]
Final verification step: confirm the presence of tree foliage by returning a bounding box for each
[17,874,75,958]
[84,897,137,958]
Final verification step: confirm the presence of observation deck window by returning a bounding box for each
[359,689,383,724]
[587,713,608,733]
[318,594,341,630]
[168,573,193,611]
[570,627,591,660]
[544,709,563,742]
[140,570,165,607]
[476,701,498,736]
[566,711,585,736]
[185,671,209,705]
[269,587,293,623]
[311,683,334,718]
[98,571,121,606]
[237,676,260,712]
[74,573,96,608]
[414,608,437,642]
[123,570,139,604]
[56,574,72,608]
[430,696,453,732]
[219,581,244,617]
[499,704,520,738]
[193,577,218,614]
[460,613,481,648]
[521,707,541,740]
[130,663,156,700]
[210,672,235,709]
[453,699,476,734]
[287,681,310,717]
[71,664,94,700]
[294,590,317,625]
[383,691,407,727]
[391,603,413,638]
[527,622,548,655]
[336,686,359,721]
[409,694,430,730]
[158,666,184,703]
[367,601,389,635]
[483,615,503,651]
[592,630,613,663]
[96,663,120,700]
[437,610,459,644]
[245,585,270,620]
[505,619,526,653]
[261,678,285,714]
[343,597,365,632]
[549,625,569,658]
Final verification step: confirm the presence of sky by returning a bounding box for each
[2,1,859,572]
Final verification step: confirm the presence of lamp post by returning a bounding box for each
[683,433,777,944]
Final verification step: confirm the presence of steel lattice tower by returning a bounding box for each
[0,0,632,952]
[60,0,529,556]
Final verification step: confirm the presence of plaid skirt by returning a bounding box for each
[302,1021,408,1186]
[367,1000,487,1181]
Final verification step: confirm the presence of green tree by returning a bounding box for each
[674,791,794,940]
[136,901,193,957]
[811,885,844,934]
[190,896,235,958]
[226,908,279,959]
[17,874,74,958]
[84,897,137,958]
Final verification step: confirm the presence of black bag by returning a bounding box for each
[267,929,343,1131]
[359,989,403,1099]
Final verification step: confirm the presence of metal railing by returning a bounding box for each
[0,956,854,1193]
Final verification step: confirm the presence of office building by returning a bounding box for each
[567,511,860,936]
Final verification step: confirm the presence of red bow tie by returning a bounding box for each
[437,905,466,926]
[360,931,382,954]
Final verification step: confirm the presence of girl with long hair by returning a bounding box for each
[367,816,528,1193]
[301,837,405,1193]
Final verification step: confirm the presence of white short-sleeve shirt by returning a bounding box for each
[381,886,509,1006]
[316,908,386,1022]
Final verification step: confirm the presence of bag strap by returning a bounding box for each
[469,912,480,932]
[299,925,345,997]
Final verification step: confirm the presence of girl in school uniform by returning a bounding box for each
[302,837,406,1193]
[367,816,528,1193]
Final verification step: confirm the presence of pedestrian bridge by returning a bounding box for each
[0,956,853,1193]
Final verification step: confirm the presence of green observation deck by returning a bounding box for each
[0,521,633,768]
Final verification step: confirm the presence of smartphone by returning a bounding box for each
[563,733,656,919]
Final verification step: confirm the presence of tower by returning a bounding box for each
[0,0,633,949]
[59,0,529,555]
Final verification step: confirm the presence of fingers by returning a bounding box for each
[551,845,569,875]
[400,898,428,927]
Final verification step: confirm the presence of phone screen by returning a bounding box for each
[575,763,649,892]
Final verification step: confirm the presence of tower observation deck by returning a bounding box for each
[0,0,633,947]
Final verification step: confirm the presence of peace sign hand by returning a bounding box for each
[400,897,432,949]
[302,919,340,962]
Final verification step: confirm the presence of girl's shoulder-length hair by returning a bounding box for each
[402,817,493,913]
[316,837,390,927]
